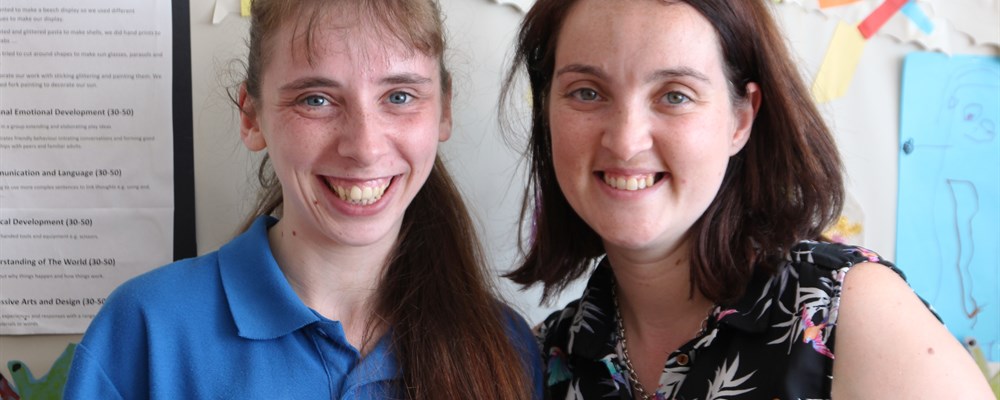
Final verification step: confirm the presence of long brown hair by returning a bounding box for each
[503,0,844,305]
[237,1,532,397]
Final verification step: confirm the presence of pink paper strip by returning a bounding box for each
[857,0,908,39]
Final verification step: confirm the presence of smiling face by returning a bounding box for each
[240,7,451,250]
[548,0,758,259]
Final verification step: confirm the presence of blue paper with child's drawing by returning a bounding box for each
[897,52,999,362]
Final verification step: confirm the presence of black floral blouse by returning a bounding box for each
[538,241,932,400]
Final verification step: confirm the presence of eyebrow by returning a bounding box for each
[555,63,711,84]
[278,73,433,92]
[646,67,711,84]
[279,77,341,92]
[555,64,609,81]
[379,73,433,86]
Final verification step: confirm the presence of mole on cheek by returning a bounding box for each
[292,231,297,236]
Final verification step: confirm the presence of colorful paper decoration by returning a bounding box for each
[811,22,867,103]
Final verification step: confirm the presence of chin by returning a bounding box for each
[599,225,685,254]
[329,229,394,247]
[606,238,657,252]
[598,230,659,251]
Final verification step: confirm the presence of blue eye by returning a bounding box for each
[303,96,328,107]
[572,88,600,102]
[388,91,412,105]
[663,91,689,105]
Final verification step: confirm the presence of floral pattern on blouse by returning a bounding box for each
[537,241,935,400]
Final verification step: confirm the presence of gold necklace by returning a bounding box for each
[612,285,714,400]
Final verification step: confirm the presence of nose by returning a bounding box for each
[600,102,653,161]
[337,107,389,165]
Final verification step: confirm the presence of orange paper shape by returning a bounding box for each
[818,0,860,8]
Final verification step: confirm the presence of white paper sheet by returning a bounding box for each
[0,0,174,334]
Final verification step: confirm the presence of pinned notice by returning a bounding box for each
[212,0,228,25]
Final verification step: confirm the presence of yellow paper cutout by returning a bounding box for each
[823,215,863,244]
[818,0,860,8]
[241,0,251,17]
[823,193,865,245]
[811,21,866,104]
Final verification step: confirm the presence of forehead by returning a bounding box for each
[273,8,422,68]
[555,0,723,74]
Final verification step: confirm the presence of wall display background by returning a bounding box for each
[0,0,996,380]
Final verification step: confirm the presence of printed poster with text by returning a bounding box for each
[0,1,174,334]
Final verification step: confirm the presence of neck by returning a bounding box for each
[605,239,714,339]
[606,240,716,394]
[268,218,395,349]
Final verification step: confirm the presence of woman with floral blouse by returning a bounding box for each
[502,0,992,398]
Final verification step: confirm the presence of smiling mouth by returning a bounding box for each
[326,177,394,206]
[600,172,663,191]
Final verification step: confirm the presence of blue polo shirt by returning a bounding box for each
[64,216,542,399]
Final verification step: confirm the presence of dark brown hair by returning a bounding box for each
[237,1,532,398]
[503,0,844,305]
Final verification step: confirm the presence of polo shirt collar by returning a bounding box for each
[218,215,320,340]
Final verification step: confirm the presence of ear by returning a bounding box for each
[239,83,267,151]
[438,86,453,142]
[729,81,761,155]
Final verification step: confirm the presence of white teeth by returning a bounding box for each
[603,173,657,191]
[332,181,390,205]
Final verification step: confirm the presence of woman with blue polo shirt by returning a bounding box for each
[63,0,542,398]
